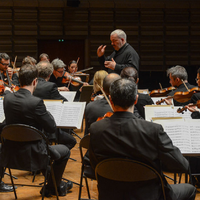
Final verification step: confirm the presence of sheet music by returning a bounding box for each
[156,120,200,154]
[44,101,86,129]
[0,99,5,122]
[59,91,76,102]
[145,105,192,121]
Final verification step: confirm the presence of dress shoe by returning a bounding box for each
[40,181,73,197]
[56,181,73,196]
[0,181,15,192]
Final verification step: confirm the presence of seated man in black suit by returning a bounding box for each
[33,61,76,150]
[2,64,72,197]
[120,66,154,119]
[89,78,196,200]
[84,73,120,135]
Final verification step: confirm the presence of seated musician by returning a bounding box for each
[67,60,78,74]
[49,58,69,91]
[120,66,154,119]
[0,53,20,88]
[89,78,196,200]
[2,64,72,197]
[22,56,37,66]
[33,61,77,150]
[39,53,50,62]
[85,72,120,135]
[91,70,108,101]
[190,68,200,104]
[165,65,195,106]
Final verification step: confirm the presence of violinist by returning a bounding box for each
[49,58,69,91]
[120,67,154,119]
[89,78,196,200]
[84,73,120,135]
[164,65,195,106]
[190,68,200,104]
[0,53,20,88]
[67,60,78,74]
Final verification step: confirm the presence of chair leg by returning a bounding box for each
[50,162,59,200]
[8,168,17,199]
[84,176,91,199]
[78,165,84,200]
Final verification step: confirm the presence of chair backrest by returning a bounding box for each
[1,124,44,142]
[79,134,90,160]
[95,158,166,200]
[0,124,50,171]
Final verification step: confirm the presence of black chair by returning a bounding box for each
[95,158,166,200]
[0,124,59,200]
[78,134,96,200]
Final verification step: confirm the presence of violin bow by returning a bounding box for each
[159,83,163,90]
[94,81,113,111]
[181,79,189,91]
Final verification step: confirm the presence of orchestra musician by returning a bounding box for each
[84,73,120,135]
[89,78,196,200]
[2,64,72,197]
[22,56,37,66]
[91,70,108,101]
[67,60,78,74]
[49,58,69,91]
[0,53,20,87]
[164,65,195,106]
[33,61,77,150]
[120,66,154,119]
[190,68,200,104]
[97,29,139,75]
[39,53,50,62]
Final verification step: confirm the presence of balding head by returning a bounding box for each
[103,73,120,95]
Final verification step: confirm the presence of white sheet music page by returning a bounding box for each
[61,102,86,129]
[156,120,200,155]
[44,100,86,129]
[0,99,5,122]
[59,91,76,102]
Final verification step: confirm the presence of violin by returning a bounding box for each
[150,86,176,97]
[0,80,5,95]
[96,111,113,121]
[62,71,84,87]
[156,87,200,105]
[177,100,200,113]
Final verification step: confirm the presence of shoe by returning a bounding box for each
[40,181,73,197]
[55,181,73,196]
[0,181,15,192]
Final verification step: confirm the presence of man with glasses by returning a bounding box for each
[0,53,19,87]
[49,58,69,91]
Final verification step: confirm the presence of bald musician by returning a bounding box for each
[89,78,196,200]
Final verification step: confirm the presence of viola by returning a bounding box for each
[96,111,113,121]
[0,80,5,95]
[62,71,84,87]
[150,86,176,97]
[177,100,200,113]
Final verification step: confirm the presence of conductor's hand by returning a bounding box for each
[97,45,106,57]
[104,58,116,71]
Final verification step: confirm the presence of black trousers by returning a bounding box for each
[46,144,70,188]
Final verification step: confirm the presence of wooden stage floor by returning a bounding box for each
[1,128,200,200]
